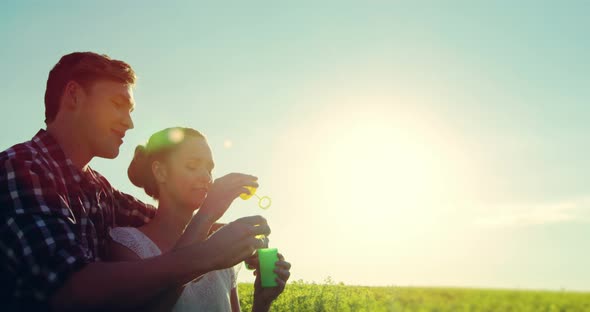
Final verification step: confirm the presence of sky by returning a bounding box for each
[1,1,589,291]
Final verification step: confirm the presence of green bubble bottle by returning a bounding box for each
[258,248,279,288]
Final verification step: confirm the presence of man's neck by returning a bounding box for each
[46,124,92,171]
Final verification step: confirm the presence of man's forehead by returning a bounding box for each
[93,80,133,93]
[113,92,136,110]
[93,80,135,105]
[115,87,135,103]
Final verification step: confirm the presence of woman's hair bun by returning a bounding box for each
[127,144,149,188]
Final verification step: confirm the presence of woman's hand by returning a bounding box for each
[198,173,258,222]
[252,253,291,312]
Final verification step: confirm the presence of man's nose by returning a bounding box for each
[123,112,134,130]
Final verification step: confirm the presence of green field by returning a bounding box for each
[238,280,590,312]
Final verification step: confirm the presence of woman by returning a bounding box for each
[108,127,290,312]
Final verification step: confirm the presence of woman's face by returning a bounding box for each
[158,136,214,210]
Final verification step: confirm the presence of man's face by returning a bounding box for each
[78,80,135,159]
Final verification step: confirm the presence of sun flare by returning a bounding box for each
[302,107,450,224]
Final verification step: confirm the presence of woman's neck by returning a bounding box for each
[140,195,195,253]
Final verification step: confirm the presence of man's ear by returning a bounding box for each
[62,81,85,110]
[152,161,168,184]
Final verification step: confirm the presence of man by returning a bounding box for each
[0,52,270,311]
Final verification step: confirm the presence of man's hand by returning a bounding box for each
[198,173,259,222]
[243,241,270,271]
[203,215,270,270]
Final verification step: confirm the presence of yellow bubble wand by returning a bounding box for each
[240,186,272,209]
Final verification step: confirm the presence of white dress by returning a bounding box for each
[109,227,237,312]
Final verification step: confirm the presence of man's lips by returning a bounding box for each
[111,129,125,140]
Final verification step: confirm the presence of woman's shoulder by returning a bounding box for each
[109,226,142,244]
[109,227,162,259]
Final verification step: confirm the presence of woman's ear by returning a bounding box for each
[152,161,168,184]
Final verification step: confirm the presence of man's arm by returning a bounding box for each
[0,211,213,312]
[50,241,213,312]
[104,213,216,312]
[130,217,231,312]
[51,215,270,312]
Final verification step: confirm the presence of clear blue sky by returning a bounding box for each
[1,1,589,291]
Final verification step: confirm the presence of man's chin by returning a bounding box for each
[96,149,120,159]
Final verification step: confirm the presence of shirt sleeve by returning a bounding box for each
[111,189,156,227]
[0,158,89,310]
[91,171,156,228]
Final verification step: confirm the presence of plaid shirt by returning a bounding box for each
[0,130,156,311]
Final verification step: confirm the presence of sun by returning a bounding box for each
[270,97,476,232]
[311,120,445,218]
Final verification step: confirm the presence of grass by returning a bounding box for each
[238,280,590,311]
